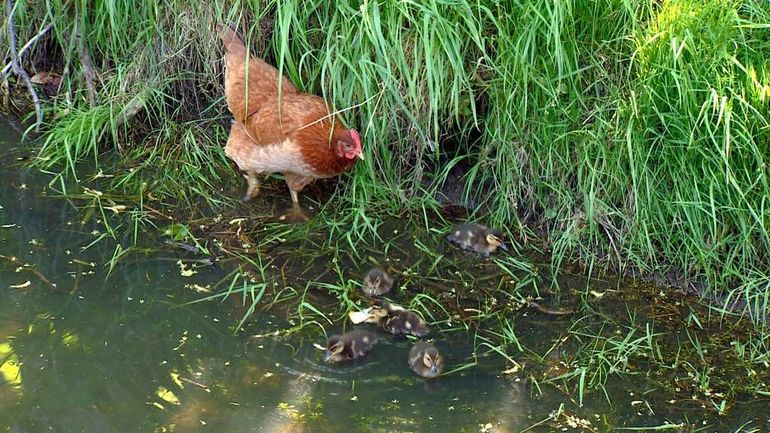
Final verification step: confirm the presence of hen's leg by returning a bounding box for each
[243,172,260,201]
[290,189,301,206]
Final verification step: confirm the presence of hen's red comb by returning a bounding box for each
[350,129,361,147]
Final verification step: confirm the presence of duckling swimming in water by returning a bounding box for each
[324,330,378,363]
[409,342,444,378]
[381,308,430,337]
[375,300,431,337]
[361,267,394,297]
[446,223,509,257]
[347,300,430,337]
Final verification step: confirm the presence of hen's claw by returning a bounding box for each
[279,205,310,223]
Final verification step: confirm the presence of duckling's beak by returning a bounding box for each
[500,243,509,252]
[430,365,438,375]
[323,351,332,362]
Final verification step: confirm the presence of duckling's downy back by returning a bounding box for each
[324,330,378,363]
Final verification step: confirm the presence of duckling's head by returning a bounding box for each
[372,299,400,313]
[365,305,390,323]
[363,267,394,296]
[324,336,345,363]
[364,273,381,288]
[422,346,444,376]
[485,229,509,252]
[362,271,383,294]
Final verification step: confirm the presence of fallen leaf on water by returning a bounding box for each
[170,371,184,389]
[177,260,197,277]
[9,280,31,289]
[185,283,211,293]
[348,309,373,324]
[502,365,521,375]
[155,386,181,405]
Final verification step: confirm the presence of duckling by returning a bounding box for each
[347,301,430,337]
[361,267,394,297]
[323,330,378,363]
[446,223,509,257]
[409,342,444,378]
[374,300,431,337]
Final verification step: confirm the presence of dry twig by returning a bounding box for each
[4,0,44,131]
[0,254,58,290]
[0,22,53,79]
[75,19,97,106]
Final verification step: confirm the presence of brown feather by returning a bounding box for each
[218,23,361,192]
[219,24,298,123]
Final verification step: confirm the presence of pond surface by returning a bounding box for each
[0,118,768,433]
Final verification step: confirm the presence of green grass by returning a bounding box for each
[4,1,770,327]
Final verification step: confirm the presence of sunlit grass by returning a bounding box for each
[11,0,770,325]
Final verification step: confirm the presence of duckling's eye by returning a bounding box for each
[423,352,432,367]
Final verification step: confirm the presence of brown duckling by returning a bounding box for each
[374,300,431,337]
[323,330,378,363]
[446,223,509,257]
[409,342,444,378]
[361,267,394,297]
[348,301,430,337]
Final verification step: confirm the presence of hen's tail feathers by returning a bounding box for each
[217,23,247,57]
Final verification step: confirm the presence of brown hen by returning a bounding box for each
[218,24,363,220]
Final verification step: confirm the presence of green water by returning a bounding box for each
[0,118,768,432]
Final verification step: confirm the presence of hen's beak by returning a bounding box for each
[357,152,365,161]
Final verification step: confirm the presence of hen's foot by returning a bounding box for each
[278,204,310,223]
[278,189,310,223]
